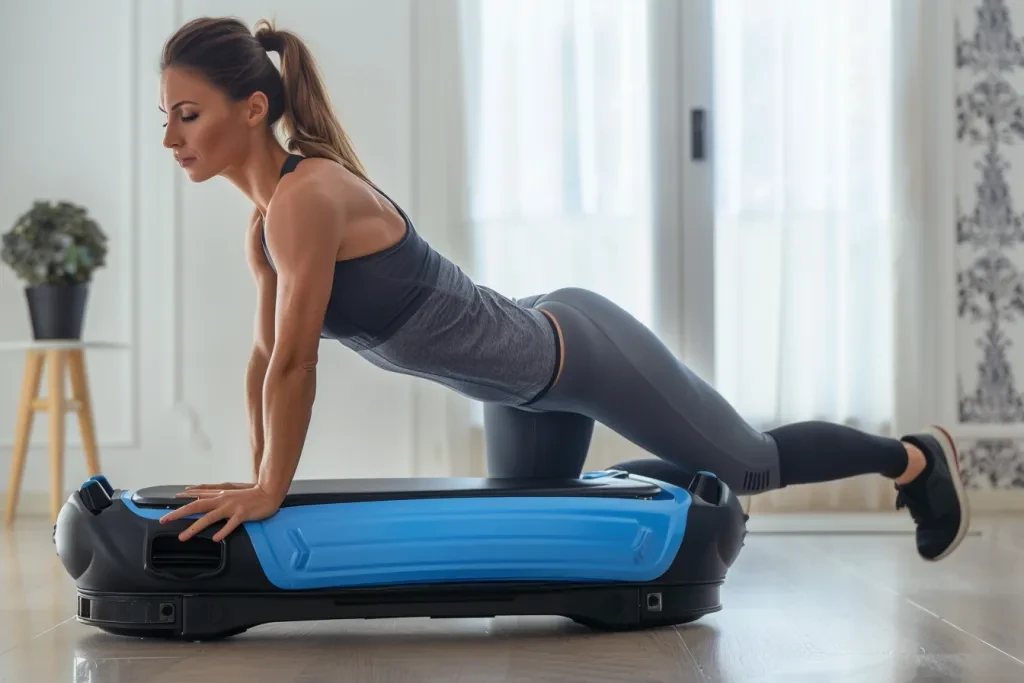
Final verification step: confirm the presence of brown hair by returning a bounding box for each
[160,16,370,181]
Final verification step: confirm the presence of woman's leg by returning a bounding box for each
[523,287,968,561]
[479,292,597,480]
[483,402,594,479]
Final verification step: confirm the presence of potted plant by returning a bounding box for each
[0,200,108,340]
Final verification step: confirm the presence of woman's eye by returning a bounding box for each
[160,112,198,127]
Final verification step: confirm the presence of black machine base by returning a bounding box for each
[77,580,722,641]
[58,463,747,641]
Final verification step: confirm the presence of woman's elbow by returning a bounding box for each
[268,345,319,379]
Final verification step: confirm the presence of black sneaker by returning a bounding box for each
[896,426,970,561]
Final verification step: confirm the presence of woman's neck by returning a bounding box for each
[221,140,292,217]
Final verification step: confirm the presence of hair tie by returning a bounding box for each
[256,29,283,53]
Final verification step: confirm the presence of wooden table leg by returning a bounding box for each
[67,349,101,477]
[47,350,67,523]
[4,350,45,527]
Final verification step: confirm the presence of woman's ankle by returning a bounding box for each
[893,442,927,485]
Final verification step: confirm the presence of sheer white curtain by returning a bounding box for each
[454,0,933,508]
[712,0,896,435]
[457,0,654,329]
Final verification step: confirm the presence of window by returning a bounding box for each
[711,0,895,430]
[458,0,655,329]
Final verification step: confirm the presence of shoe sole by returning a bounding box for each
[923,425,970,561]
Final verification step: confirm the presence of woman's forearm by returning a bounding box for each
[245,348,271,480]
[257,360,317,501]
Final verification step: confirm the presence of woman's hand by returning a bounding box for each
[160,484,284,542]
[182,482,252,492]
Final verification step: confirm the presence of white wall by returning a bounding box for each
[0,0,471,499]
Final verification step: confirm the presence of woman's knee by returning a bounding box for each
[483,403,595,478]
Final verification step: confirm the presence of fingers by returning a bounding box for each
[160,496,218,524]
[160,496,227,541]
[175,489,225,499]
[212,513,244,543]
[157,487,272,544]
[179,507,231,542]
[183,482,245,491]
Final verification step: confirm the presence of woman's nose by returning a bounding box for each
[162,126,181,149]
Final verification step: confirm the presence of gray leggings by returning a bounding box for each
[484,287,909,496]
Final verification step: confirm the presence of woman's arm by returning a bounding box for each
[255,183,341,501]
[245,350,270,477]
[161,182,342,542]
[245,210,277,480]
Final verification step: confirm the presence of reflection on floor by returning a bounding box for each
[3,514,1024,683]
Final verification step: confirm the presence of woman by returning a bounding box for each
[157,16,968,562]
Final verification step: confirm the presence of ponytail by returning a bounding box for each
[253,20,370,182]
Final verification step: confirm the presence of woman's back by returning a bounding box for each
[264,154,560,406]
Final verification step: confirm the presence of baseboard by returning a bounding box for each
[3,491,54,520]
[742,490,1024,535]
[746,512,919,534]
[965,489,1024,512]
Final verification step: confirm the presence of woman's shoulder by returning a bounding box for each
[262,158,351,267]
[267,159,350,226]
[273,156,347,206]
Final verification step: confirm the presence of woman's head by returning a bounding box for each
[159,17,368,183]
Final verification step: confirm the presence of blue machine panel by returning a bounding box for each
[120,476,691,590]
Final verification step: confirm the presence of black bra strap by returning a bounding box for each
[280,153,304,177]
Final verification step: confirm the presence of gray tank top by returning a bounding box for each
[261,155,558,406]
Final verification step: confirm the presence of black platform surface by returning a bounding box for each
[130,473,664,509]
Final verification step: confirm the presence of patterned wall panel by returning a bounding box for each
[958,438,1024,488]
[955,0,1024,488]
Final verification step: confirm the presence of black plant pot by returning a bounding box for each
[25,283,89,340]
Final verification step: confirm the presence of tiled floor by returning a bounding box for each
[3,514,1024,682]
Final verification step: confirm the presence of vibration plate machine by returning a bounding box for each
[54,466,747,640]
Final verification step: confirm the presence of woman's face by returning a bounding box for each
[159,67,258,182]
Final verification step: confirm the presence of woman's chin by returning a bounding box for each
[182,165,213,183]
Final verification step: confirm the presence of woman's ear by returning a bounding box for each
[243,91,271,127]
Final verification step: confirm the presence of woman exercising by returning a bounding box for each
[158,17,969,561]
